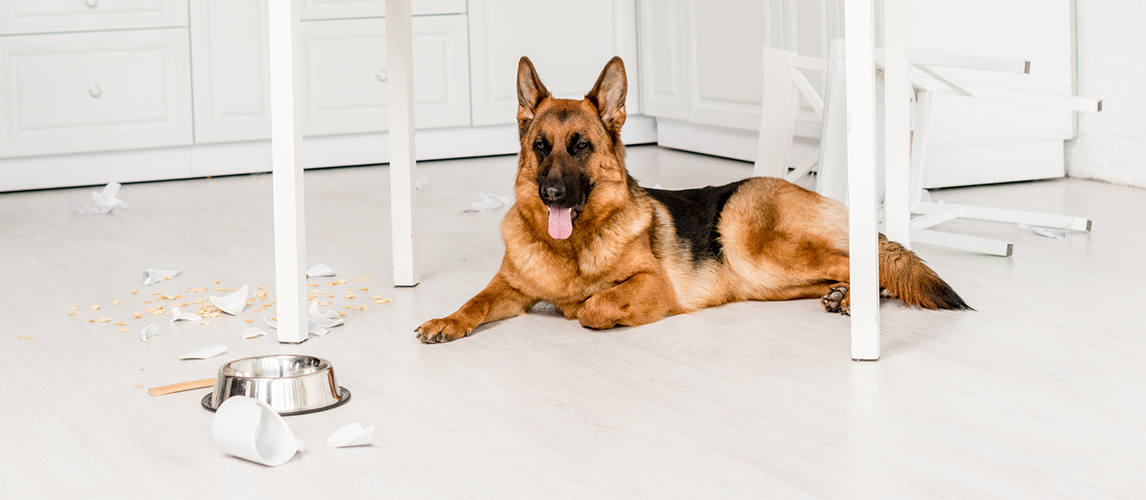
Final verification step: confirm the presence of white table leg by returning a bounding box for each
[882,0,911,248]
[269,0,307,344]
[387,0,419,287]
[845,0,880,361]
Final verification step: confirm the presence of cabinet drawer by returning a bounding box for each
[0,28,193,158]
[300,15,470,136]
[299,0,466,21]
[0,0,188,35]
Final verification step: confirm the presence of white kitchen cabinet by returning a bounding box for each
[468,0,640,126]
[0,28,193,159]
[299,0,465,21]
[0,0,187,35]
[189,0,272,144]
[299,15,471,136]
[637,0,687,120]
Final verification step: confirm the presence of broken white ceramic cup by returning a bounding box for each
[210,284,249,315]
[308,302,344,328]
[327,422,374,448]
[139,324,157,343]
[143,268,180,286]
[179,344,227,360]
[240,326,267,339]
[212,396,305,467]
[264,315,330,337]
[170,306,201,323]
[305,263,335,278]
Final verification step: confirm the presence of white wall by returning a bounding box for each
[1065,0,1146,188]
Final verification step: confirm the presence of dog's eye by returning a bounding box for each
[574,139,590,152]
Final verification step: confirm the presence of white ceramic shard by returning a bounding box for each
[240,327,267,339]
[305,263,335,278]
[143,268,181,286]
[68,182,127,214]
[308,302,344,328]
[1018,223,1066,240]
[213,396,305,467]
[464,192,511,212]
[264,316,328,337]
[139,324,157,343]
[327,423,374,448]
[170,306,201,323]
[179,344,226,360]
[210,285,249,315]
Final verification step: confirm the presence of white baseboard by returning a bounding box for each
[0,115,658,192]
[655,118,759,163]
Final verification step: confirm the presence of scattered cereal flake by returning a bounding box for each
[212,280,220,284]
[192,287,208,293]
[244,319,254,323]
[90,304,100,310]
[112,300,121,306]
[345,291,356,299]
[255,291,267,299]
[16,336,23,339]
[98,318,111,323]
[328,279,348,286]
[87,319,95,323]
[70,304,78,310]
[353,304,369,311]
[215,287,233,292]
[342,305,353,309]
[319,301,331,307]
[337,311,346,317]
[152,291,162,295]
[142,300,153,304]
[131,291,138,295]
[258,286,267,290]
[134,385,143,389]
[118,328,129,333]
[133,312,142,318]
[193,298,206,304]
[25,337,33,340]
[181,301,189,307]
[67,312,77,316]
[163,276,173,280]
[360,288,369,291]
[201,321,211,326]
[308,283,319,288]
[373,297,392,305]
[113,320,126,326]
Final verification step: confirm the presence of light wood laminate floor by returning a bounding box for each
[1,146,1143,498]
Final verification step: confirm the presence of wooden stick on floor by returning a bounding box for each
[148,378,215,397]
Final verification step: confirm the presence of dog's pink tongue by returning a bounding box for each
[548,206,573,240]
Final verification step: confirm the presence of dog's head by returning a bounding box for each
[514,56,631,240]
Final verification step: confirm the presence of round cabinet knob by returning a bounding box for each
[89,85,101,98]
[86,0,97,8]
[376,70,388,82]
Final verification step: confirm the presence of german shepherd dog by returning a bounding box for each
[415,56,969,344]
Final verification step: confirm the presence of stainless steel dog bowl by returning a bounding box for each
[201,355,350,416]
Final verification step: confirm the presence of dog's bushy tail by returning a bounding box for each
[878,234,972,310]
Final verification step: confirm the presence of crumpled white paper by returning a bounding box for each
[179,344,227,360]
[143,269,181,286]
[210,285,249,315]
[263,316,329,337]
[68,182,127,214]
[240,326,267,339]
[464,193,511,212]
[308,302,344,329]
[139,324,157,343]
[170,306,201,323]
[1018,224,1066,240]
[327,422,374,448]
[306,264,335,278]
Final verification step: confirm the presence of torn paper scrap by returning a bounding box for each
[143,269,181,286]
[308,302,344,329]
[210,285,249,315]
[264,316,329,337]
[67,182,127,214]
[327,423,374,448]
[464,193,511,212]
[140,324,157,343]
[170,306,201,323]
[306,264,335,278]
[240,327,267,339]
[179,344,227,360]
[1018,224,1066,240]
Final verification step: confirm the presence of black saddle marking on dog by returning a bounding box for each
[646,180,749,265]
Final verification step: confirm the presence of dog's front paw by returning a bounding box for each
[821,284,850,316]
[415,317,473,344]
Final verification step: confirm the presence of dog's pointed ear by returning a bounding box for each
[586,56,627,137]
[517,57,550,136]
